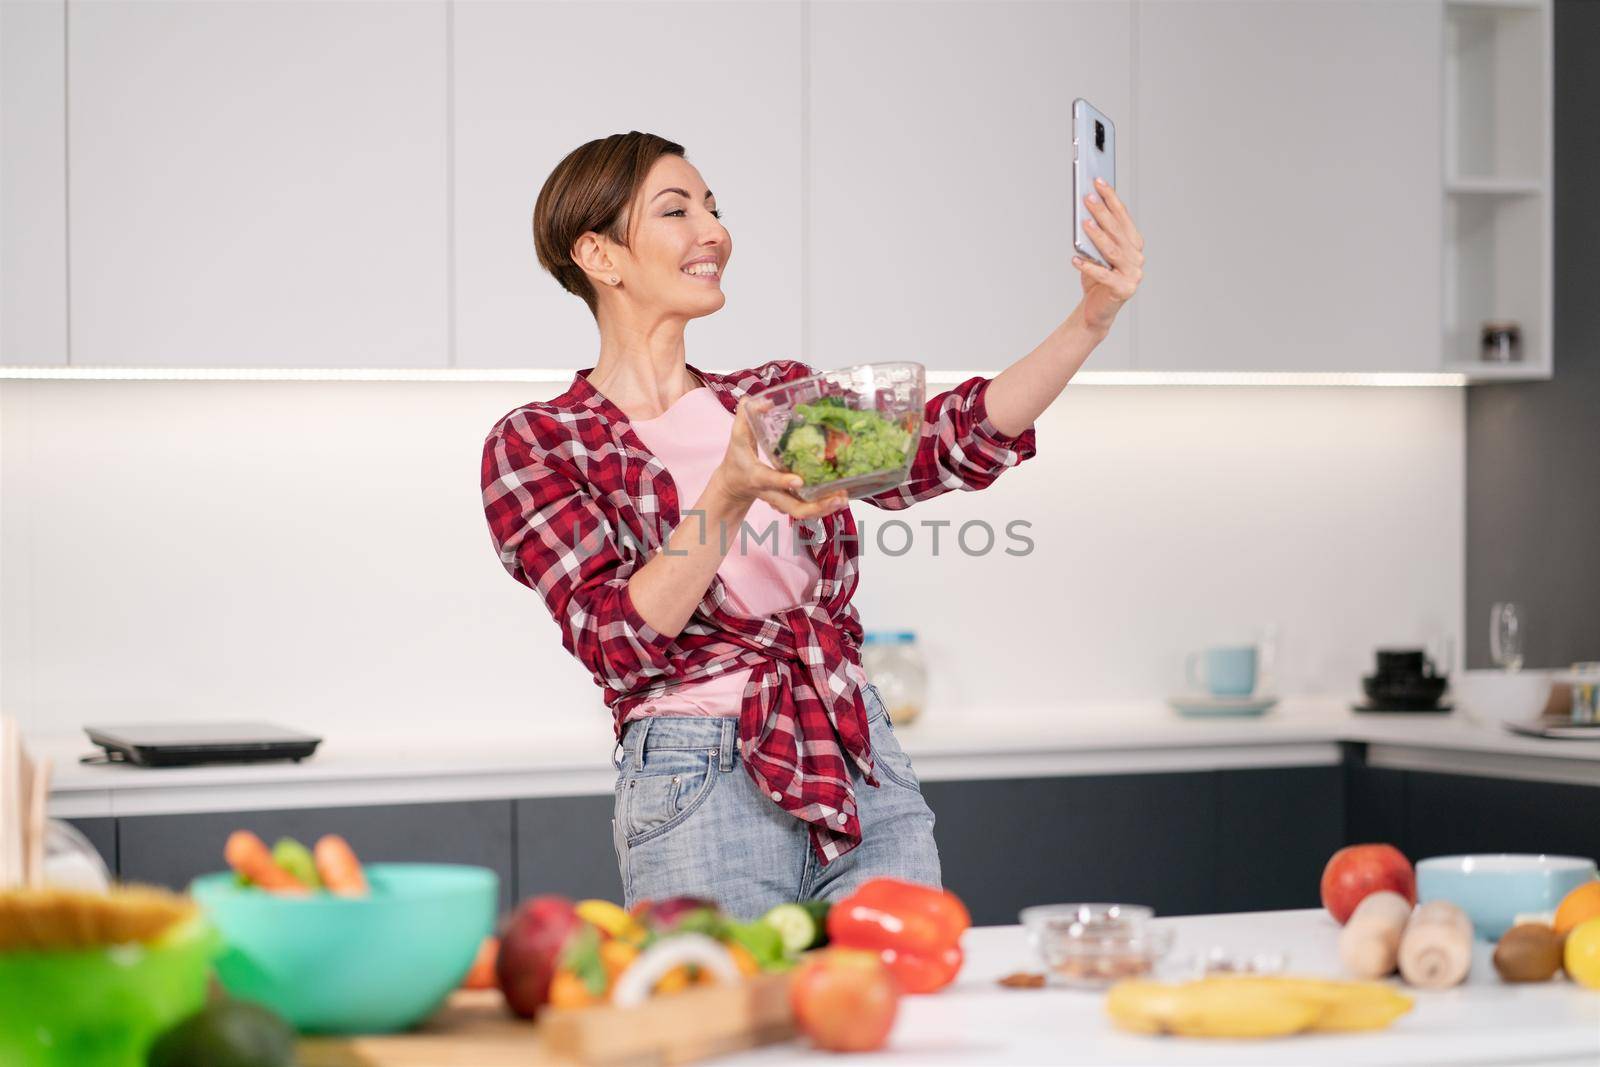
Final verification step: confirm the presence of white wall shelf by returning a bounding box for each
[1440,0,1552,382]
[1442,360,1551,381]
[1443,0,1544,12]
[1445,177,1544,196]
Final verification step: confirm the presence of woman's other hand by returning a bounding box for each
[1073,176,1145,334]
[712,396,849,521]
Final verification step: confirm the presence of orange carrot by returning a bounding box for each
[462,935,499,990]
[313,834,368,896]
[224,830,308,894]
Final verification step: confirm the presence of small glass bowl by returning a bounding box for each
[1018,903,1174,990]
[746,361,925,501]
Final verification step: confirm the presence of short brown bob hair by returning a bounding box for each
[532,131,687,320]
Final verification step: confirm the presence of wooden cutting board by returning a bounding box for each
[297,991,553,1067]
[299,973,796,1067]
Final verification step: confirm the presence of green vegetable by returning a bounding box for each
[270,836,320,890]
[667,906,731,941]
[559,922,611,997]
[777,400,914,487]
[800,898,832,946]
[762,903,822,954]
[727,919,787,970]
[147,999,296,1067]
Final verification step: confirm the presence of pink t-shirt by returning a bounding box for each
[624,387,867,720]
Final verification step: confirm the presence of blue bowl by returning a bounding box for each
[190,863,497,1034]
[1415,854,1597,941]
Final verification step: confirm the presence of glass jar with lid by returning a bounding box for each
[861,631,927,726]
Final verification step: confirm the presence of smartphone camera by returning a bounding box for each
[1094,120,1105,152]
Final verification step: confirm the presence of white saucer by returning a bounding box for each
[1168,693,1279,718]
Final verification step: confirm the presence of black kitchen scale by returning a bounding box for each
[81,722,323,768]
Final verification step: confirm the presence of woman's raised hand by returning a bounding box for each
[1073,176,1145,334]
[713,396,850,521]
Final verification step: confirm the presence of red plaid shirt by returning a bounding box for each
[481,360,1037,863]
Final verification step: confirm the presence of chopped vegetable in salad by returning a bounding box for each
[777,396,917,486]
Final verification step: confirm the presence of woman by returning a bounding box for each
[482,131,1142,920]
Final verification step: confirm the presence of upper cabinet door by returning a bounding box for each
[2,0,68,366]
[1134,0,1441,372]
[68,1,449,368]
[809,1,1134,373]
[453,2,803,374]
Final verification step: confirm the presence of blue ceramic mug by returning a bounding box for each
[1187,646,1258,697]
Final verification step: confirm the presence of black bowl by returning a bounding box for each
[1374,649,1428,678]
[1362,673,1448,708]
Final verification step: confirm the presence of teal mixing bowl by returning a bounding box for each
[189,862,497,1034]
[1416,853,1597,941]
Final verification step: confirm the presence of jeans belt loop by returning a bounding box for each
[610,739,625,771]
[633,716,653,769]
[718,718,735,772]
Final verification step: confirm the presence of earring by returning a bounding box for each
[609,276,619,285]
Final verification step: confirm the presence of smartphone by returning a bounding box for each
[1072,98,1117,269]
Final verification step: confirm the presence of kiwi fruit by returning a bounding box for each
[1493,923,1564,982]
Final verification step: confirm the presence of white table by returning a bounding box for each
[736,909,1600,1065]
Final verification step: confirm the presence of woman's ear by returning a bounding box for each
[571,232,617,288]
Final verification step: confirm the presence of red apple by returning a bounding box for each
[790,948,900,1052]
[496,895,581,1019]
[1321,844,1416,924]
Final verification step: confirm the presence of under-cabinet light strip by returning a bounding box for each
[0,366,1471,387]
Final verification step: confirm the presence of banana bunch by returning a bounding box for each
[1106,975,1414,1039]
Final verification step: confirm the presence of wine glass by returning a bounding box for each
[1490,602,1524,672]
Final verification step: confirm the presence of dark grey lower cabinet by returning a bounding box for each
[88,760,1600,929]
[923,772,1217,926]
[514,795,624,904]
[1404,771,1600,863]
[1214,766,1343,914]
[64,817,117,875]
[118,801,517,913]
[1342,746,1407,847]
[924,767,1344,927]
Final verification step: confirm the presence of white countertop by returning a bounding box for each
[736,909,1600,1066]
[31,697,1600,819]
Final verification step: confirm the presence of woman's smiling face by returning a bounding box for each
[588,155,731,318]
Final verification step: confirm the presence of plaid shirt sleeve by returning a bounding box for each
[481,426,677,695]
[860,374,1038,510]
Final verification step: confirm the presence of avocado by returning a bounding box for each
[147,999,296,1067]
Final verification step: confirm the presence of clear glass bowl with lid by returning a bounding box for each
[1018,903,1175,989]
[746,361,925,501]
[862,631,927,726]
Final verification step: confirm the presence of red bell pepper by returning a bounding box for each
[826,878,970,994]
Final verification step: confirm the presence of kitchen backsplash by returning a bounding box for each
[0,379,1462,737]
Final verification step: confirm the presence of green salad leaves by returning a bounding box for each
[776,396,916,487]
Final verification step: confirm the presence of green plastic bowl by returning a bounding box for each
[189,862,497,1034]
[0,914,220,1067]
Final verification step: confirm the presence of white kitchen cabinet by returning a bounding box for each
[1133,0,1442,372]
[452,1,804,374]
[67,0,449,368]
[2,0,69,366]
[808,0,1134,373]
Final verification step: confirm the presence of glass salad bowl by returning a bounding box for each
[746,361,925,501]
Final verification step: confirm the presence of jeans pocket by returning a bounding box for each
[868,713,922,792]
[620,748,718,846]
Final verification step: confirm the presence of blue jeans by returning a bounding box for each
[610,683,942,920]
